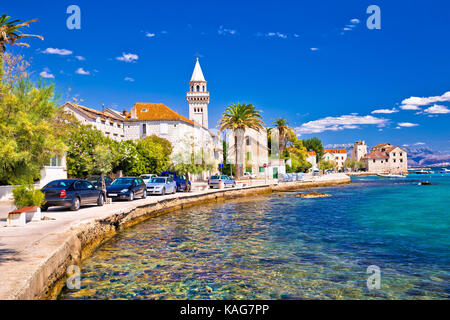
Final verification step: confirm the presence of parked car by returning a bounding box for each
[106,177,146,201]
[140,174,157,184]
[146,176,177,195]
[208,175,236,189]
[41,179,105,211]
[243,172,257,179]
[86,175,113,189]
[161,171,191,192]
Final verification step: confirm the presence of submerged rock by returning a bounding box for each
[294,191,332,198]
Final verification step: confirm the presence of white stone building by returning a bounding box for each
[123,102,221,168]
[363,143,408,173]
[323,149,348,169]
[62,102,126,141]
[306,151,317,168]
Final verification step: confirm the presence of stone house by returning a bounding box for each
[323,149,348,169]
[363,143,408,173]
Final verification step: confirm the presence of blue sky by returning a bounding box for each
[4,0,450,151]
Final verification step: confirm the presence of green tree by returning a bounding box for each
[302,137,324,162]
[0,14,43,55]
[272,117,290,155]
[88,145,115,190]
[136,135,172,175]
[0,60,66,184]
[66,124,118,178]
[319,159,336,171]
[217,103,265,179]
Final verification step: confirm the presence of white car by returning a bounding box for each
[140,174,157,184]
[146,176,177,195]
[243,172,257,179]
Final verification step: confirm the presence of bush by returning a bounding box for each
[12,184,45,209]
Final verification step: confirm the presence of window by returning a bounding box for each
[393,152,396,156]
[142,109,148,112]
[246,137,250,146]
[400,153,403,156]
[393,159,396,163]
[373,160,376,163]
[160,123,168,134]
[142,124,147,135]
[400,159,403,162]
[49,155,62,167]
[246,152,251,161]
[259,166,265,173]
[196,85,200,92]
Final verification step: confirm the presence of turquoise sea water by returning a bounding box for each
[60,173,450,300]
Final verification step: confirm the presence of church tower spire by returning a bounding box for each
[187,58,209,128]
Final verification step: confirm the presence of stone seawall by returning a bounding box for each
[1,175,350,300]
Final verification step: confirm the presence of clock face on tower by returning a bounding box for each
[187,58,209,129]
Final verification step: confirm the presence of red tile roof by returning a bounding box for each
[324,148,347,154]
[125,102,195,125]
[363,151,389,160]
[307,151,316,156]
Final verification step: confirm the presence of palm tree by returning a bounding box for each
[218,103,264,179]
[0,14,43,55]
[272,117,290,155]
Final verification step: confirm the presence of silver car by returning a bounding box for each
[146,176,177,195]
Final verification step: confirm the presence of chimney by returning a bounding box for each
[102,104,105,114]
[122,109,127,116]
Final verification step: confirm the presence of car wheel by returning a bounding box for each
[41,204,48,212]
[97,194,104,206]
[70,197,81,211]
[162,187,166,196]
[129,191,134,201]
[233,183,236,188]
[142,189,147,199]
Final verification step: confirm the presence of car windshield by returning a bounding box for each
[141,175,152,179]
[221,175,228,179]
[44,180,74,188]
[210,175,220,179]
[111,178,134,186]
[150,178,166,183]
[86,177,99,183]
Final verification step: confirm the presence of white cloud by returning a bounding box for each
[371,108,399,114]
[423,104,450,114]
[401,91,450,107]
[116,53,139,63]
[414,142,426,145]
[42,48,73,55]
[146,33,156,37]
[293,34,300,38]
[295,114,388,134]
[40,68,55,79]
[75,56,85,61]
[350,18,360,24]
[397,122,419,127]
[218,26,236,36]
[310,47,319,51]
[75,67,90,75]
[266,32,287,39]
[124,77,135,82]
[399,104,421,110]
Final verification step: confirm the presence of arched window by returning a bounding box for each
[196,85,200,92]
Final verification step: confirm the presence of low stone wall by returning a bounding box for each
[6,176,350,300]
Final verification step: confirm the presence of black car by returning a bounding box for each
[41,179,105,211]
[106,177,147,201]
[86,175,113,189]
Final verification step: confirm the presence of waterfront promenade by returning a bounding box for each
[0,173,350,300]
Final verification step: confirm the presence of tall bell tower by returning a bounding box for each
[187,58,209,128]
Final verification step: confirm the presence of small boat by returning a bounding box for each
[415,169,432,174]
[418,181,432,185]
[440,168,450,174]
[377,173,406,178]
